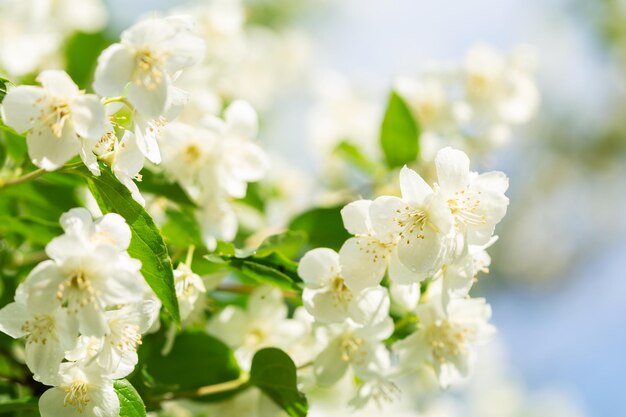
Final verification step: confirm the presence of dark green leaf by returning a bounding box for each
[0,78,9,104]
[72,164,180,323]
[249,348,307,417]
[289,205,350,251]
[161,208,204,249]
[115,379,146,417]
[137,169,196,207]
[380,91,420,168]
[139,331,241,401]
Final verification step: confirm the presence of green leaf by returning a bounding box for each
[137,169,196,207]
[73,164,180,323]
[380,91,420,168]
[0,397,38,414]
[64,31,111,90]
[115,379,146,417]
[139,331,241,401]
[0,77,9,104]
[333,140,380,175]
[249,348,307,417]
[288,205,350,251]
[255,231,307,259]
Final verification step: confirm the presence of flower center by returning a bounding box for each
[330,276,352,305]
[64,380,90,412]
[34,97,71,138]
[395,206,430,243]
[56,270,98,312]
[21,314,56,345]
[424,319,467,364]
[447,190,485,228]
[110,320,142,353]
[339,334,364,362]
[135,48,165,90]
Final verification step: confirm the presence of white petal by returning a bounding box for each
[79,138,100,175]
[207,306,248,347]
[397,224,448,279]
[302,288,348,323]
[348,286,390,326]
[388,247,422,285]
[338,237,387,291]
[26,122,80,171]
[248,287,286,321]
[25,339,64,381]
[133,116,162,164]
[89,384,120,417]
[1,86,45,132]
[37,71,79,98]
[60,208,93,237]
[297,248,340,287]
[79,302,108,337]
[399,166,433,206]
[340,200,372,235]
[313,337,349,386]
[93,43,135,97]
[128,76,169,120]
[369,196,406,243]
[162,31,205,74]
[94,213,131,251]
[225,140,269,182]
[435,147,470,192]
[113,131,144,176]
[224,100,258,139]
[71,94,107,140]
[0,302,28,338]
[39,388,81,417]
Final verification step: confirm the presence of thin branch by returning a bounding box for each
[151,374,250,403]
[0,168,47,189]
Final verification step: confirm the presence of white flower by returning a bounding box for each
[19,211,146,337]
[93,15,204,120]
[0,300,76,381]
[298,248,391,324]
[1,70,108,173]
[174,263,207,322]
[38,362,118,417]
[110,131,146,206]
[159,101,268,199]
[207,286,305,369]
[338,200,416,291]
[393,295,495,387]
[313,300,393,388]
[67,301,159,379]
[434,147,509,246]
[369,166,454,280]
[59,208,131,252]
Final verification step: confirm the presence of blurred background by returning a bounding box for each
[106,0,626,415]
[4,0,626,415]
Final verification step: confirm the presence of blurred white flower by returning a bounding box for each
[1,70,108,173]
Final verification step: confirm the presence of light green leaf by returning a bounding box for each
[288,205,350,251]
[72,164,180,323]
[249,348,307,417]
[380,91,420,168]
[255,231,306,259]
[115,379,146,417]
[0,397,38,414]
[333,140,380,175]
[137,169,196,207]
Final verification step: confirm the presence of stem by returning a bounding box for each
[102,96,134,109]
[153,374,250,402]
[0,162,86,190]
[0,168,47,189]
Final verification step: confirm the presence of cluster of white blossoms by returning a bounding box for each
[291,146,507,405]
[1,15,205,203]
[0,0,107,77]
[397,44,539,160]
[0,208,160,417]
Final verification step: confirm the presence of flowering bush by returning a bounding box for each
[0,1,543,417]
